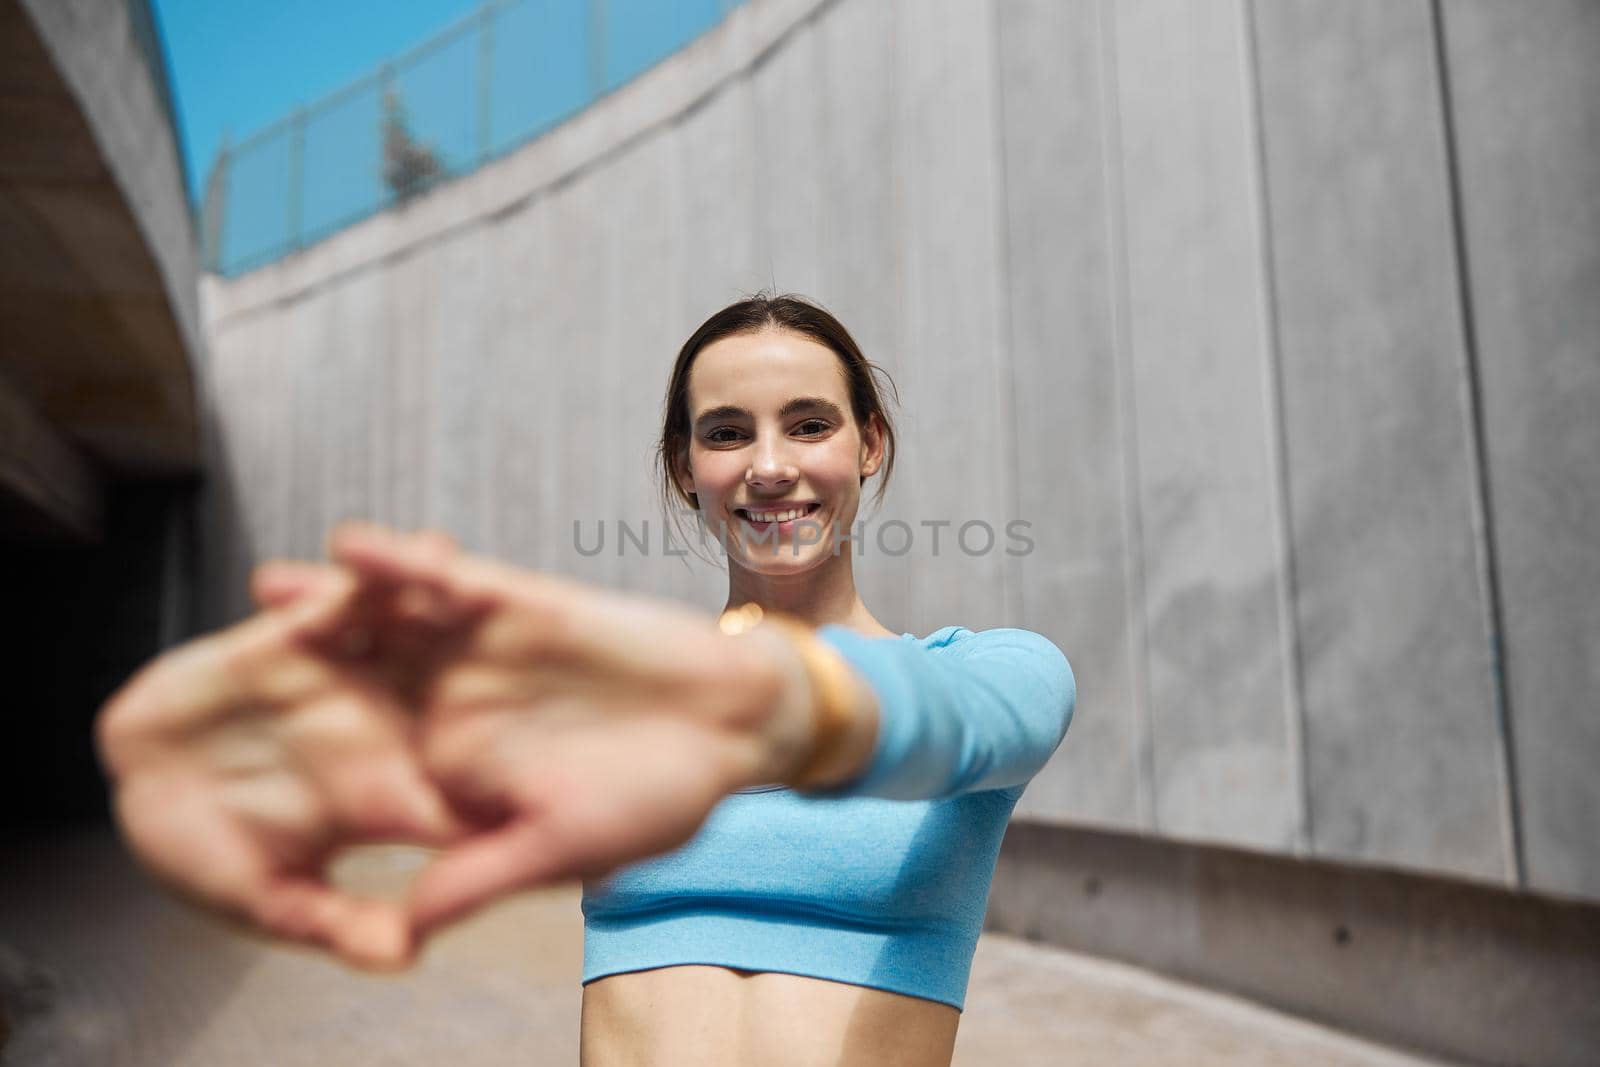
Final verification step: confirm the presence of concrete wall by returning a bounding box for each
[197,0,1600,905]
[989,821,1600,1067]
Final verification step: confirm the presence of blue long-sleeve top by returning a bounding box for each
[580,624,1077,1011]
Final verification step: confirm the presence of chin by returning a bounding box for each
[737,548,821,574]
[735,539,834,575]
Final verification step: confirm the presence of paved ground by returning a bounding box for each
[0,830,1459,1066]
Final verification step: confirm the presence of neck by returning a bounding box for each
[723,548,897,639]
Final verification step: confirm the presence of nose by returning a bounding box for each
[745,432,798,493]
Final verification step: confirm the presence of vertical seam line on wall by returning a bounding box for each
[809,5,831,542]
[322,280,344,564]
[268,311,292,575]
[988,0,1023,630]
[374,260,392,532]
[1095,0,1157,832]
[1240,0,1311,857]
[1428,0,1524,888]
[416,259,435,536]
[482,227,504,561]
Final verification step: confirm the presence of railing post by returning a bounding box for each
[200,136,230,274]
[378,63,395,206]
[478,1,494,163]
[287,107,306,252]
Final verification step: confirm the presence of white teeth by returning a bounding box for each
[742,505,814,524]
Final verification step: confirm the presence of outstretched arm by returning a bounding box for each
[230,525,1072,950]
[808,625,1076,801]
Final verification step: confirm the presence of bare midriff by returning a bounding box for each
[579,964,961,1067]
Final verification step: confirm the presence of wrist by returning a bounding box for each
[720,624,815,788]
[717,607,879,791]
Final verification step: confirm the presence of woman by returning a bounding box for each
[97,294,1077,1066]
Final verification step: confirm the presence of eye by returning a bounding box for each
[705,427,744,444]
[796,419,831,436]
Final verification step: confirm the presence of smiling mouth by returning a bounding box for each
[735,502,822,524]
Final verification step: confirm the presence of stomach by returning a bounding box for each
[580,964,961,1067]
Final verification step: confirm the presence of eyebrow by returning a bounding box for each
[693,396,846,428]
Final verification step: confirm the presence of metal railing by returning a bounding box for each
[201,0,745,277]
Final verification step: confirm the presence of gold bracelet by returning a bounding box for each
[718,603,860,790]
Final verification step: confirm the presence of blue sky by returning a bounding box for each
[153,1,733,208]
[153,1,485,203]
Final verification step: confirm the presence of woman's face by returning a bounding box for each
[676,327,882,574]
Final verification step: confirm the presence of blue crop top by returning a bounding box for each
[580,624,1077,1011]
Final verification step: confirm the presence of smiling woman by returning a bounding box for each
[92,292,1076,1067]
[575,293,1078,1066]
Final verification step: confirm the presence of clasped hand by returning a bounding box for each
[95,523,808,970]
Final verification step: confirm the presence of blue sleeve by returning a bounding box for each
[808,626,1077,800]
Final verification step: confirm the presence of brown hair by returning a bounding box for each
[655,292,899,551]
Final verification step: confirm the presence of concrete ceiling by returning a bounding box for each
[1,0,201,539]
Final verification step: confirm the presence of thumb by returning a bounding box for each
[252,877,417,971]
[407,818,600,941]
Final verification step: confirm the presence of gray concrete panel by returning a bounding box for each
[676,75,763,324]
[484,196,550,571]
[421,227,494,553]
[586,153,650,598]
[889,0,1011,636]
[206,297,292,619]
[378,248,432,534]
[994,0,1142,828]
[474,214,520,565]
[1441,0,1600,899]
[1252,2,1509,883]
[539,173,613,589]
[1111,0,1297,850]
[750,19,823,302]
[813,0,911,633]
[283,291,336,562]
[321,266,383,543]
[593,132,695,603]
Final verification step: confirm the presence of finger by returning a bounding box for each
[411,527,460,560]
[99,606,325,749]
[304,726,471,846]
[406,818,600,938]
[108,776,405,973]
[329,526,490,625]
[252,560,344,610]
[329,524,447,593]
[252,877,416,971]
[328,523,457,577]
[270,566,377,653]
